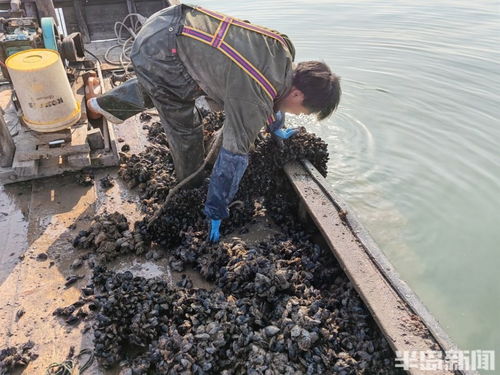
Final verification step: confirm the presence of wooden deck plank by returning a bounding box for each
[12,154,39,177]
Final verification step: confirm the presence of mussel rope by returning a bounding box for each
[147,127,223,228]
[46,349,94,375]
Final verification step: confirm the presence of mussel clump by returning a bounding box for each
[140,122,329,250]
[118,144,176,212]
[92,230,398,374]
[53,296,97,326]
[0,341,37,373]
[118,112,226,214]
[73,212,146,262]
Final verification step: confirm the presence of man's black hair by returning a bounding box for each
[292,61,341,120]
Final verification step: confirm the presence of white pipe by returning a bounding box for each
[55,8,68,36]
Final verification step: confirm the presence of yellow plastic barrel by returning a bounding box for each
[6,49,81,132]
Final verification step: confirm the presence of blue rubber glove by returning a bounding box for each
[208,219,221,242]
[268,111,299,139]
[273,128,299,139]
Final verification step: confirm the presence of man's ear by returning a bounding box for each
[291,87,305,103]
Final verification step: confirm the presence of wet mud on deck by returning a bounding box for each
[0,112,171,374]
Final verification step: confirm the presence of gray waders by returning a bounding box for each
[92,5,205,182]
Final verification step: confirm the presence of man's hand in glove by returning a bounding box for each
[208,219,221,242]
[268,111,299,140]
[273,128,299,139]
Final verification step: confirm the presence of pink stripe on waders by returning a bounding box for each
[218,42,277,99]
[196,6,289,52]
[211,17,232,48]
[182,27,213,43]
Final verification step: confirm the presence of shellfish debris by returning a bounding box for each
[75,111,402,373]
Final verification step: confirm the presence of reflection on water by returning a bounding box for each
[196,0,499,372]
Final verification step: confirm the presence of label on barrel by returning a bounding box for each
[28,97,64,109]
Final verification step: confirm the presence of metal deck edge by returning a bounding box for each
[284,160,478,375]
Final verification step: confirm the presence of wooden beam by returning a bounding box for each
[16,143,90,162]
[34,0,58,25]
[95,62,111,152]
[72,0,90,43]
[87,128,104,150]
[28,129,72,144]
[67,152,91,167]
[0,110,15,167]
[12,155,39,177]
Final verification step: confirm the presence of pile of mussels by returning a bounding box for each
[73,212,147,263]
[0,341,37,374]
[84,113,402,374]
[117,112,225,215]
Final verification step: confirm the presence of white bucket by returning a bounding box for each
[6,49,81,133]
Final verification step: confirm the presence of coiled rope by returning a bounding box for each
[104,13,147,83]
[45,348,94,375]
